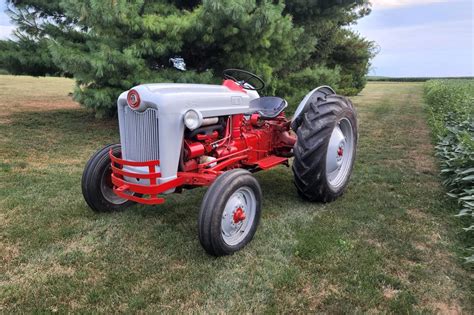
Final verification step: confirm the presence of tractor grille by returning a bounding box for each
[119,106,160,162]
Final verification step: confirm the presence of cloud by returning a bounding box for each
[0,25,15,39]
[356,17,473,76]
[370,0,449,9]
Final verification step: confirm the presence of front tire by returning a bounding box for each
[292,95,358,202]
[81,144,136,212]
[198,169,262,256]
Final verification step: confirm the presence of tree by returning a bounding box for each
[3,0,375,117]
[0,3,63,76]
[0,38,61,76]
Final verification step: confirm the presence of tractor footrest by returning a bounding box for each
[255,156,288,170]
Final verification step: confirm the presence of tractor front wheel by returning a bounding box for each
[81,144,136,212]
[198,169,262,256]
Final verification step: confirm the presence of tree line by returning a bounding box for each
[1,0,376,117]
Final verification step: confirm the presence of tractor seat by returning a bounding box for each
[248,97,288,119]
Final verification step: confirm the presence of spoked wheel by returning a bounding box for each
[198,169,262,256]
[82,144,136,212]
[292,95,358,202]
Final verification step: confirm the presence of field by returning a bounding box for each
[367,76,474,82]
[424,79,474,263]
[0,76,472,313]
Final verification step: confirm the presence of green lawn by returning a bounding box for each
[0,76,472,313]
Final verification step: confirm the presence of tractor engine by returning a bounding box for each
[181,113,295,173]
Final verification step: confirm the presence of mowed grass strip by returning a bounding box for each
[0,77,471,313]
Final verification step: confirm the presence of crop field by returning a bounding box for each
[0,76,472,313]
[367,76,474,82]
[424,79,474,263]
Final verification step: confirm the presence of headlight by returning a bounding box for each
[184,110,203,130]
[127,89,141,109]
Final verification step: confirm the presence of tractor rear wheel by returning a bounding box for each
[292,95,357,202]
[82,144,136,212]
[198,169,262,256]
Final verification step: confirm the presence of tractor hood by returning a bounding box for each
[118,83,254,117]
[116,82,257,187]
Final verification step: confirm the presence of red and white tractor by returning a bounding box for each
[82,69,358,256]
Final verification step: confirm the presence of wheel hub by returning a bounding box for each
[100,165,129,205]
[337,146,343,157]
[233,207,246,223]
[221,187,257,246]
[336,142,345,164]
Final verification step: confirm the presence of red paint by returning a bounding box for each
[233,207,246,223]
[127,89,141,108]
[109,149,217,205]
[250,113,260,126]
[231,114,244,139]
[222,79,246,93]
[338,147,343,157]
[109,110,297,206]
[196,131,218,141]
[255,155,288,170]
[184,140,205,159]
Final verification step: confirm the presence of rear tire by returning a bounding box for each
[292,95,358,202]
[81,144,136,212]
[198,169,262,256]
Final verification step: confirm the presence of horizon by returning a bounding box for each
[0,1,473,77]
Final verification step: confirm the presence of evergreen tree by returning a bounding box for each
[0,3,62,76]
[3,0,375,117]
[0,38,61,76]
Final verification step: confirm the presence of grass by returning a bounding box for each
[367,76,474,82]
[0,76,472,313]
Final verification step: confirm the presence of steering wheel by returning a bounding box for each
[223,69,266,91]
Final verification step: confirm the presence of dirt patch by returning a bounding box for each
[429,302,462,314]
[380,159,405,168]
[414,242,429,251]
[64,238,96,255]
[19,100,78,110]
[302,279,340,311]
[0,116,13,124]
[408,143,437,174]
[369,128,384,139]
[3,261,76,288]
[406,208,428,221]
[0,99,78,113]
[170,259,187,271]
[0,242,20,265]
[358,229,385,249]
[84,269,105,285]
[383,286,400,299]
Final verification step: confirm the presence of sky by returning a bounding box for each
[354,0,473,77]
[0,2,13,39]
[0,0,473,77]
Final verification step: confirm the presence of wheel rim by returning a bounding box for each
[325,118,354,189]
[100,165,129,205]
[221,186,257,246]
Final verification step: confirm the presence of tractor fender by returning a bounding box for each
[290,86,336,131]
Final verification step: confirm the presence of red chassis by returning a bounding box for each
[109,112,296,205]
